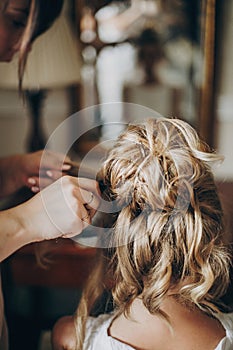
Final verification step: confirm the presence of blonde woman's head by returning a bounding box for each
[100,117,230,316]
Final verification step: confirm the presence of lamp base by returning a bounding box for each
[25,90,47,152]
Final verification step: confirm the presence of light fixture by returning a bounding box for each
[0,4,81,151]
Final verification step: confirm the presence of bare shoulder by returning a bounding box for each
[52,315,76,350]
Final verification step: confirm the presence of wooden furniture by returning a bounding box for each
[1,238,97,350]
[9,239,97,289]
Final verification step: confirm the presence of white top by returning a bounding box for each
[83,312,233,350]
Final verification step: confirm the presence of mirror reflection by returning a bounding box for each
[79,0,203,143]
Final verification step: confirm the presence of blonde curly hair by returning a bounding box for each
[74,118,231,349]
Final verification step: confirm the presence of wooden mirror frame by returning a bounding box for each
[199,0,216,147]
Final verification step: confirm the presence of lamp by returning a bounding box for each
[0,5,81,151]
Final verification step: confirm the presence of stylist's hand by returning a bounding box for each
[0,150,71,198]
[15,176,100,241]
[22,150,72,192]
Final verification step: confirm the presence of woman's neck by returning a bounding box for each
[109,296,226,350]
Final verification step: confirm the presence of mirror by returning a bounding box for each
[76,0,215,147]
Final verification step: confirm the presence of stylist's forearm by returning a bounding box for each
[0,206,32,262]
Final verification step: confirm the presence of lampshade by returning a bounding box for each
[0,12,81,90]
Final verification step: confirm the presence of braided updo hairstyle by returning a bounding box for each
[74,117,230,349]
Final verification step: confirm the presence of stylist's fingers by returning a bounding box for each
[40,150,72,171]
[77,201,91,226]
[76,177,101,204]
[73,187,99,219]
[64,177,101,220]
[27,167,73,192]
[44,169,66,181]
[58,179,95,238]
[26,177,40,193]
[27,174,60,193]
[26,176,100,239]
